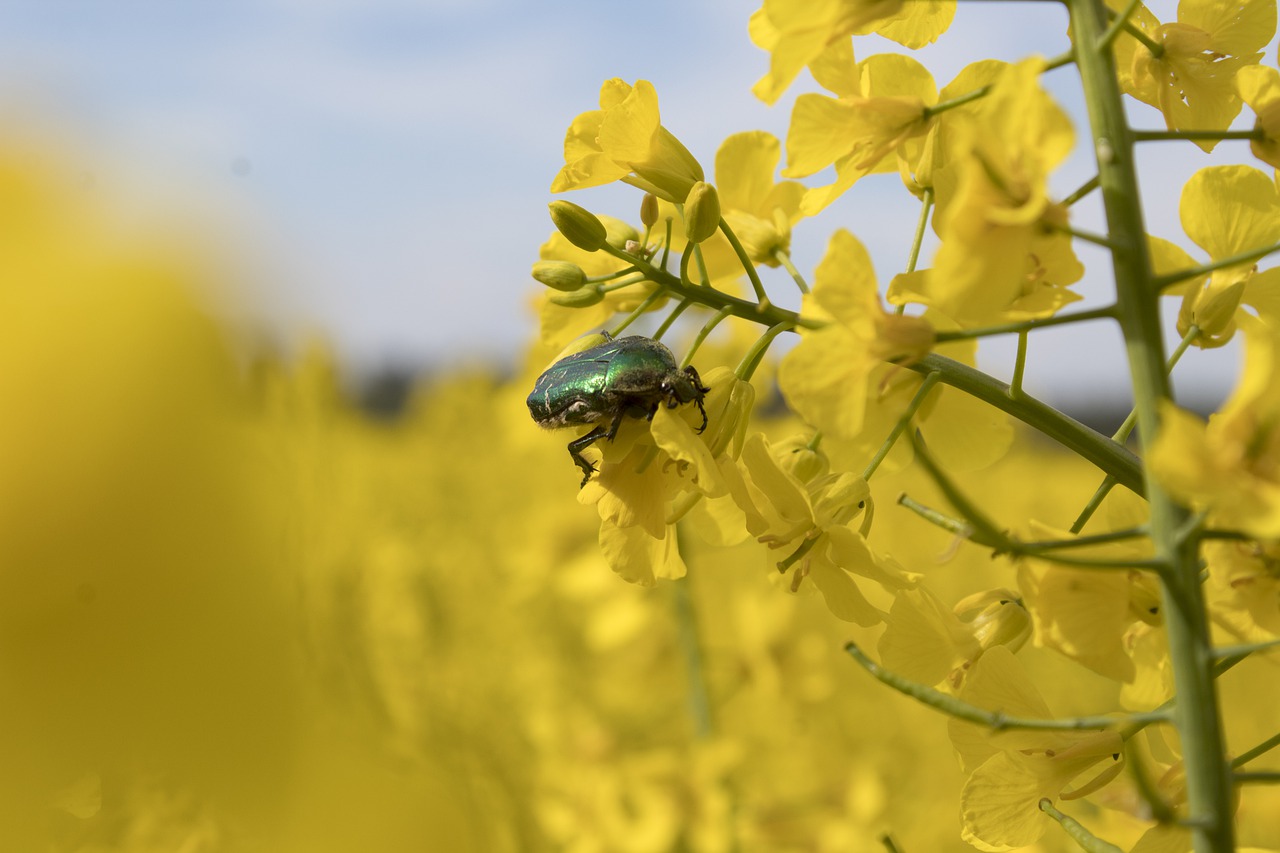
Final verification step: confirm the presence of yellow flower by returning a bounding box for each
[1203,539,1280,643]
[1111,0,1275,151]
[779,228,934,440]
[714,131,806,266]
[950,648,1126,851]
[908,58,1081,327]
[1150,313,1280,538]
[1173,165,1280,346]
[878,587,1029,689]
[578,367,754,585]
[1011,491,1165,684]
[1237,64,1280,168]
[728,433,917,624]
[783,52,937,215]
[748,0,954,104]
[551,79,704,203]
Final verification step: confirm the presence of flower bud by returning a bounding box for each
[683,181,721,244]
[531,260,587,292]
[1178,277,1245,348]
[549,200,607,252]
[548,284,604,308]
[954,589,1031,653]
[640,193,659,229]
[599,214,639,251]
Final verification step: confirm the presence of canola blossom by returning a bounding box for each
[7,0,1280,851]
[527,2,1280,851]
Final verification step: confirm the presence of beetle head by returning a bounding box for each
[662,365,711,434]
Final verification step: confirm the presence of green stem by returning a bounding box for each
[736,320,794,380]
[1020,526,1149,553]
[600,242,810,329]
[1119,19,1163,56]
[904,353,1144,495]
[1062,174,1101,207]
[863,372,941,480]
[906,429,1009,546]
[609,288,665,337]
[933,305,1117,343]
[1011,331,1029,397]
[681,305,734,369]
[1098,0,1143,52]
[652,298,692,340]
[1133,129,1264,142]
[844,642,1170,731]
[1070,325,1199,532]
[1039,800,1126,853]
[1234,771,1280,784]
[693,241,712,287]
[1069,0,1233,848]
[774,248,810,294]
[1052,222,1119,250]
[906,187,934,275]
[923,85,991,119]
[879,835,903,853]
[673,531,714,739]
[899,493,1162,569]
[1154,242,1280,290]
[1231,732,1280,769]
[719,216,771,306]
[659,217,674,270]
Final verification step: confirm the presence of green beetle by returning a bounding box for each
[528,334,710,487]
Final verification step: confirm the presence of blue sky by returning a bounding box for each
[0,0,1266,404]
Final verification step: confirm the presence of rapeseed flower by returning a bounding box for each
[912,58,1081,327]
[1111,0,1276,150]
[779,229,934,440]
[1173,165,1280,346]
[748,0,954,104]
[551,79,705,203]
[783,52,937,215]
[714,130,806,265]
[949,648,1125,851]
[1150,312,1280,538]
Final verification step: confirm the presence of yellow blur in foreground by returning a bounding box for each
[4,155,1277,853]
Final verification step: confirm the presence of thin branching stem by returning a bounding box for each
[845,643,1170,731]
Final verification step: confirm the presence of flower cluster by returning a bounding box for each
[525,0,1280,846]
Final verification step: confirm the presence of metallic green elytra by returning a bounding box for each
[528,334,711,487]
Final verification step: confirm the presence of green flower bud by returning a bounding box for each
[683,181,721,244]
[531,260,587,292]
[549,200,607,252]
[640,193,659,229]
[548,284,604,308]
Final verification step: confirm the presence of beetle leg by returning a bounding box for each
[568,425,607,488]
[568,409,628,488]
[694,396,708,434]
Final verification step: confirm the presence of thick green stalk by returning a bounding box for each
[1066,0,1233,850]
